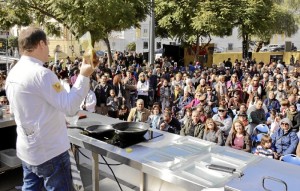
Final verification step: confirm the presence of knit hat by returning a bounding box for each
[280,118,292,128]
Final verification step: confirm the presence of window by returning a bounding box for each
[143,29,148,34]
[156,42,161,49]
[143,42,148,49]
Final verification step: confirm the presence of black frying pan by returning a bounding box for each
[69,124,115,135]
[112,122,149,140]
[85,125,115,134]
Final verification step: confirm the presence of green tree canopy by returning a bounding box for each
[192,0,298,56]
[2,0,150,64]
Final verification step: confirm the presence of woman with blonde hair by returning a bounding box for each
[137,72,149,108]
[171,73,184,89]
[225,120,252,152]
[203,118,224,145]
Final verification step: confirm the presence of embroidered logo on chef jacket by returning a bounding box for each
[52,82,63,93]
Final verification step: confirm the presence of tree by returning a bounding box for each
[126,42,136,51]
[4,0,150,64]
[193,0,298,57]
[0,2,32,30]
[8,36,18,49]
[155,0,229,62]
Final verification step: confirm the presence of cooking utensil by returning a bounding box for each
[86,125,115,134]
[206,164,236,174]
[69,124,115,135]
[112,122,149,141]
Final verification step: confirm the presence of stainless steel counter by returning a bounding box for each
[68,111,300,191]
[1,111,300,190]
[0,114,15,128]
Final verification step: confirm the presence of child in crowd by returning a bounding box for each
[254,135,274,159]
[266,109,276,127]
[106,89,119,118]
[270,113,283,136]
[179,107,192,125]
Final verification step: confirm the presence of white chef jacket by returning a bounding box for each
[5,56,90,165]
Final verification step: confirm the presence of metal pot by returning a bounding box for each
[112,122,149,141]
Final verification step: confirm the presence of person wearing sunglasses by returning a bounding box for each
[212,105,233,137]
[271,118,299,159]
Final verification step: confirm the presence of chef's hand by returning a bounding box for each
[80,58,95,77]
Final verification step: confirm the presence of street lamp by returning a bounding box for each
[6,32,9,73]
[149,0,155,66]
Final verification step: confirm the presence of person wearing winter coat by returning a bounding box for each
[272,118,299,159]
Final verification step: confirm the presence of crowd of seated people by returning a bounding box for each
[7,52,300,161]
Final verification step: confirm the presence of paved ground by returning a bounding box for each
[0,167,23,191]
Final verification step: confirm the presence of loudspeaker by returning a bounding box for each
[285,41,292,52]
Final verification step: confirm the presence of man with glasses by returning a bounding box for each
[212,105,233,137]
[271,118,299,159]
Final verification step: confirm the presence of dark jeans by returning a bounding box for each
[22,151,73,191]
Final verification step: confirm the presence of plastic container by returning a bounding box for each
[0,149,22,167]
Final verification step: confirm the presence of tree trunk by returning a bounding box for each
[194,34,200,63]
[104,38,113,67]
[242,27,249,59]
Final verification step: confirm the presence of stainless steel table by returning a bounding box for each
[68,111,300,191]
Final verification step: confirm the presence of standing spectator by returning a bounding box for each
[225,58,232,69]
[80,83,96,113]
[124,71,137,109]
[94,75,112,115]
[70,69,79,86]
[106,89,119,118]
[137,72,149,108]
[160,79,172,111]
[112,72,125,106]
[147,69,158,107]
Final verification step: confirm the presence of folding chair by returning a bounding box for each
[253,124,270,135]
[280,154,300,166]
